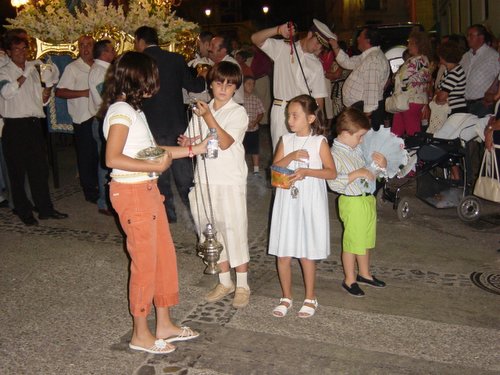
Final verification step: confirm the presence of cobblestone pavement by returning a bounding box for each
[1,131,499,374]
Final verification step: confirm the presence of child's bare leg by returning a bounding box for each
[342,251,357,286]
[219,261,231,273]
[298,258,318,317]
[155,306,181,339]
[273,257,293,316]
[276,256,293,299]
[299,258,316,300]
[235,262,248,273]
[131,315,158,348]
[357,251,370,279]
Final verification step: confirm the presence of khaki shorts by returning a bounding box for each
[338,195,376,255]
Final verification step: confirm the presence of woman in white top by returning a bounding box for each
[103,52,207,355]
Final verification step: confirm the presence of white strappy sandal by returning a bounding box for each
[297,298,318,318]
[272,297,293,317]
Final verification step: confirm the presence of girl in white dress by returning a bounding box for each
[269,95,337,318]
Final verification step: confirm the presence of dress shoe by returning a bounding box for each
[98,208,114,216]
[232,287,251,308]
[0,199,9,208]
[342,282,365,297]
[39,209,69,220]
[21,216,39,226]
[356,274,386,288]
[205,283,235,303]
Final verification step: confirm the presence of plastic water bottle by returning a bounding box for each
[206,128,218,159]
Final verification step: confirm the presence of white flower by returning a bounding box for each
[6,0,199,47]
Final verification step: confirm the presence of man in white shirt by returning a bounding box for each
[56,35,100,204]
[251,19,332,150]
[208,34,245,105]
[88,39,115,216]
[330,27,390,130]
[0,36,68,225]
[460,24,500,117]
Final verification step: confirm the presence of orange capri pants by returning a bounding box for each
[110,180,179,317]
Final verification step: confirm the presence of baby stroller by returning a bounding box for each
[377,132,476,221]
[432,101,500,222]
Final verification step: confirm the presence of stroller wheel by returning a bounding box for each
[457,195,481,222]
[397,197,412,221]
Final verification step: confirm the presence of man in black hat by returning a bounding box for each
[251,19,334,150]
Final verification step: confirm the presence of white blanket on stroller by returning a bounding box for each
[433,113,490,142]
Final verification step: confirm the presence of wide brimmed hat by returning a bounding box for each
[310,19,337,47]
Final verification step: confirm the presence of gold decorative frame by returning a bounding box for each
[35,27,135,59]
[34,27,192,60]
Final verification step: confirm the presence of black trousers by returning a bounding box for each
[2,117,53,219]
[155,135,194,221]
[73,117,99,202]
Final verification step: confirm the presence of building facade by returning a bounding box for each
[436,0,500,37]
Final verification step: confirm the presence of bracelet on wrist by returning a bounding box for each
[276,25,281,35]
[188,144,194,158]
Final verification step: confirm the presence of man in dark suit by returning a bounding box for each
[134,26,206,223]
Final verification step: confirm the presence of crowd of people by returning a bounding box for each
[0,18,499,355]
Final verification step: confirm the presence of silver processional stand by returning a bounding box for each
[187,104,223,275]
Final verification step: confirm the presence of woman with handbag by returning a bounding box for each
[485,100,500,165]
[391,31,432,137]
[427,41,467,134]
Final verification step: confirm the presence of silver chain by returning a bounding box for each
[186,108,216,237]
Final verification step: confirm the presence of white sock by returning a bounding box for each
[253,166,259,173]
[219,271,233,287]
[236,272,249,290]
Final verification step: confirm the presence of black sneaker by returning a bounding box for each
[356,274,386,288]
[342,282,365,297]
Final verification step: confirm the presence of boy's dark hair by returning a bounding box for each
[93,39,113,60]
[102,51,159,111]
[286,94,327,136]
[207,61,242,89]
[336,107,370,135]
[134,26,159,46]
